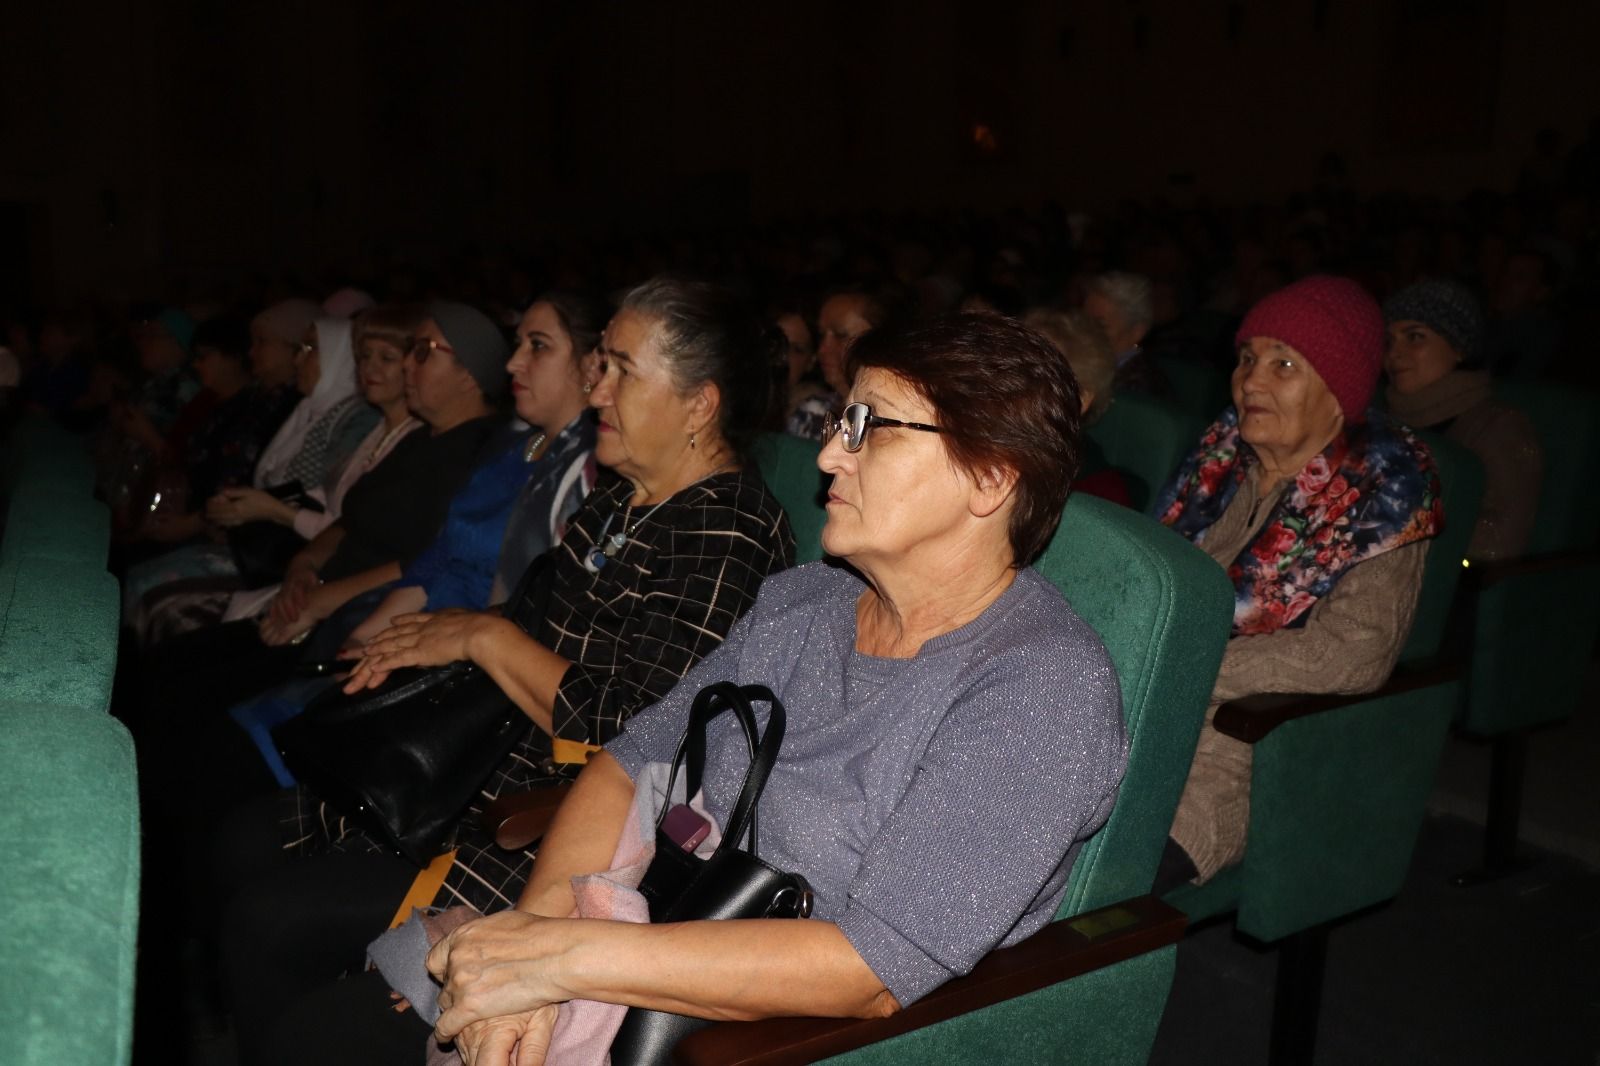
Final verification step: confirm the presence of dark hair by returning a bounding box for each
[190,316,250,362]
[847,311,1083,566]
[353,303,425,353]
[534,289,609,364]
[619,276,780,459]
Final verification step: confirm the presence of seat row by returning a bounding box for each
[1,414,139,1066]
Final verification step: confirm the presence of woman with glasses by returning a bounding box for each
[256,312,1124,1065]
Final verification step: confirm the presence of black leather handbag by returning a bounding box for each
[272,555,554,867]
[609,681,815,1066]
[227,481,324,589]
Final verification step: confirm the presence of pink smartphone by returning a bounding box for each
[662,804,712,852]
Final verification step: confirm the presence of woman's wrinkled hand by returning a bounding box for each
[426,911,570,1042]
[454,1006,558,1066]
[340,609,496,693]
[260,581,335,647]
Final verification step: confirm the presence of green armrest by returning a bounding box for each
[0,557,120,712]
[0,701,140,1066]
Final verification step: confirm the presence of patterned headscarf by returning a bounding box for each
[1155,407,1443,635]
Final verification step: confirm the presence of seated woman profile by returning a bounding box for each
[420,312,1128,1065]
[1152,275,1444,889]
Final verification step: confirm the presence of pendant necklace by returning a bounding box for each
[583,462,737,574]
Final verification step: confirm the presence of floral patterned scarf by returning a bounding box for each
[1155,407,1443,635]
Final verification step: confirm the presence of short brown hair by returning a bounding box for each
[352,304,424,354]
[847,311,1083,566]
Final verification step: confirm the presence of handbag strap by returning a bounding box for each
[657,682,786,858]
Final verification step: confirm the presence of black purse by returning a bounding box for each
[609,681,814,1066]
[272,555,554,867]
[228,481,325,589]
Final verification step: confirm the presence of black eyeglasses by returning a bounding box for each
[823,401,944,453]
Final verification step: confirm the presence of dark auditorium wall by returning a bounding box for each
[3,0,1596,302]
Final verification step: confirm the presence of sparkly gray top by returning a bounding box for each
[607,561,1127,1006]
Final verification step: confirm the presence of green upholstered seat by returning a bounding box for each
[750,432,828,564]
[1085,393,1203,513]
[1461,382,1600,735]
[3,414,95,496]
[682,493,1235,1066]
[1153,356,1231,425]
[1164,433,1485,1064]
[1170,433,1484,933]
[0,556,120,713]
[0,701,139,1066]
[2,480,111,568]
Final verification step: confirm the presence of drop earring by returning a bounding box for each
[689,431,698,449]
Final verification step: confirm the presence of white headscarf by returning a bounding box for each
[254,315,363,487]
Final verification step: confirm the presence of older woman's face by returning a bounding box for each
[508,301,583,430]
[776,312,814,390]
[818,367,987,567]
[1231,337,1343,459]
[356,336,408,409]
[1083,290,1141,355]
[589,309,705,482]
[404,319,478,425]
[1385,320,1459,395]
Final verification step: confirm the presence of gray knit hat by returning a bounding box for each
[424,300,508,400]
[1383,279,1485,366]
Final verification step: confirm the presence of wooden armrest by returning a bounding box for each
[1211,657,1462,744]
[1466,546,1600,590]
[478,782,574,851]
[672,895,1186,1066]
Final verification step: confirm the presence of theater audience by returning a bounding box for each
[1153,276,1443,889]
[1385,278,1543,561]
[215,277,794,1063]
[401,313,1126,1066]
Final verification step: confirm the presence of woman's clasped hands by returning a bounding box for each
[426,911,574,1066]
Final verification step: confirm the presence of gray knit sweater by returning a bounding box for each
[606,561,1126,1006]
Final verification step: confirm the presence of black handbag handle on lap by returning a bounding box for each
[611,681,812,1066]
[660,681,781,856]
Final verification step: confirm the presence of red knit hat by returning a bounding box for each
[1235,275,1385,421]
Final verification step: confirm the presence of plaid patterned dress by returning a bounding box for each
[280,468,795,912]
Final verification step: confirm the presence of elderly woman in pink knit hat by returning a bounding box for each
[1151,275,1445,889]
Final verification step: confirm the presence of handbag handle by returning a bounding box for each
[656,682,785,859]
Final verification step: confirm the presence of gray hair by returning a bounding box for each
[1023,308,1116,423]
[1088,271,1154,331]
[618,276,777,458]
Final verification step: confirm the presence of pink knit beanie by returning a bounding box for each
[1235,275,1386,421]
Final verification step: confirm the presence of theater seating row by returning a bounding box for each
[1,415,138,1066]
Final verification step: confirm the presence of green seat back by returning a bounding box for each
[1400,431,1485,662]
[0,702,139,1066]
[1494,381,1600,552]
[1034,494,1234,916]
[1085,394,1202,513]
[3,414,95,496]
[1169,426,1486,938]
[750,433,828,564]
[2,481,111,568]
[822,495,1232,1065]
[0,557,120,712]
[1464,382,1600,733]
[1153,356,1230,425]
